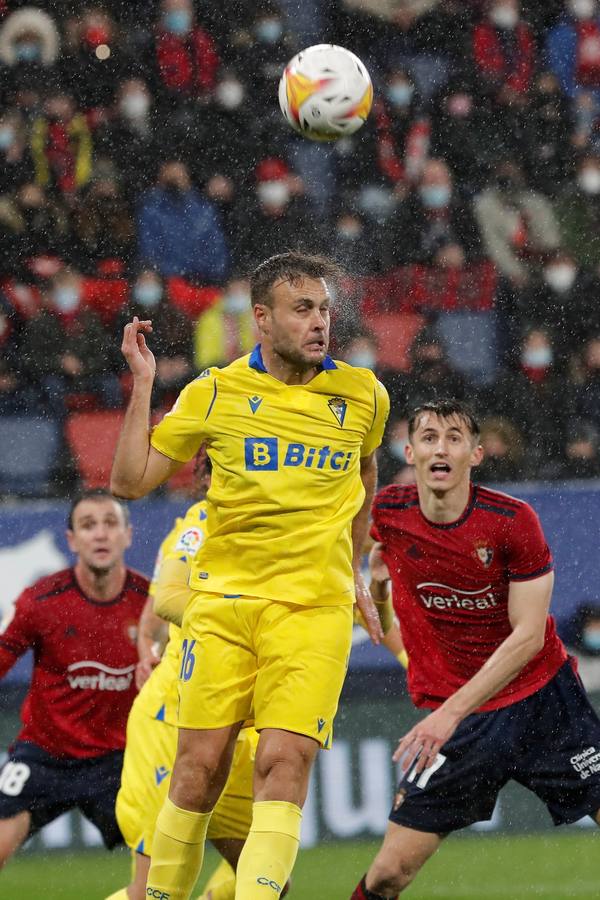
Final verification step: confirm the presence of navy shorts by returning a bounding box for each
[390,661,600,834]
[0,741,124,848]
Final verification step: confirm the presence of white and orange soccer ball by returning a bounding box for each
[278,44,373,142]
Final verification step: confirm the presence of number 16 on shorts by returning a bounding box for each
[180,639,197,682]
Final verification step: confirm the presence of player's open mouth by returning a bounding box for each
[306,340,325,350]
[430,462,451,478]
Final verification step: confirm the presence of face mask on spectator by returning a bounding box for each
[0,126,14,149]
[257,180,290,207]
[389,439,408,461]
[255,19,283,43]
[489,4,518,28]
[215,80,245,110]
[120,92,150,119]
[387,82,414,109]
[579,167,600,194]
[223,291,249,314]
[15,42,41,63]
[357,185,395,220]
[52,286,80,313]
[544,264,577,292]
[134,282,162,308]
[163,10,192,35]
[522,347,553,368]
[347,350,377,369]
[336,223,363,240]
[569,0,596,20]
[582,628,600,651]
[419,185,451,209]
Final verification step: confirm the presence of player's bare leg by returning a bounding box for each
[146,723,242,900]
[253,728,318,805]
[354,822,444,897]
[0,811,31,868]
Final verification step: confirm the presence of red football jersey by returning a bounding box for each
[371,483,566,712]
[0,567,149,758]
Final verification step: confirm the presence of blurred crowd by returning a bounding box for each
[2,0,600,494]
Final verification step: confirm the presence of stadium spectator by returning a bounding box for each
[116,268,194,408]
[564,602,600,691]
[111,251,388,900]
[379,158,482,269]
[72,173,135,273]
[0,6,60,100]
[519,71,574,196]
[231,156,319,272]
[95,77,162,204]
[330,207,380,275]
[0,110,34,194]
[0,291,28,414]
[473,415,525,482]
[474,159,561,288]
[0,490,149,869]
[569,333,600,427]
[153,0,220,104]
[546,0,600,105]
[486,327,566,472]
[137,160,229,280]
[19,268,122,418]
[352,399,600,899]
[559,418,600,478]
[229,2,296,112]
[60,7,127,112]
[399,332,469,411]
[30,89,93,198]
[377,415,412,487]
[193,275,256,370]
[0,182,70,279]
[556,152,600,269]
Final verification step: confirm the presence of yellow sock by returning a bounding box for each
[146,797,212,900]
[104,891,129,900]
[234,800,302,899]
[197,858,236,899]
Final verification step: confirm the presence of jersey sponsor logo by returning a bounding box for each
[256,877,282,892]
[328,396,347,426]
[473,541,494,568]
[244,437,353,472]
[66,661,135,691]
[174,527,205,554]
[417,582,498,611]
[248,394,263,414]
[570,746,600,780]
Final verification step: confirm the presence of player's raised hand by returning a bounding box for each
[355,570,383,645]
[392,705,461,774]
[121,316,155,381]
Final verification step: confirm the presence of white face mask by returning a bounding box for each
[257,180,290,207]
[489,5,518,28]
[223,290,249,314]
[120,92,150,119]
[544,264,577,292]
[215,81,245,110]
[569,0,596,20]
[579,167,600,195]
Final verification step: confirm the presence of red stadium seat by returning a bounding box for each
[65,410,125,489]
[363,311,426,371]
[81,277,129,327]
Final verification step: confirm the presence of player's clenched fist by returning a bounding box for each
[121,316,156,381]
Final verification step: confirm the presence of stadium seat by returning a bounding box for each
[363,311,426,371]
[0,416,60,497]
[65,411,125,489]
[436,310,498,385]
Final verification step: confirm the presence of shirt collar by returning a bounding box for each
[248,343,337,373]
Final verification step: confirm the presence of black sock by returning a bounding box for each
[359,875,395,900]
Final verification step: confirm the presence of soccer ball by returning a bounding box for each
[278,44,373,142]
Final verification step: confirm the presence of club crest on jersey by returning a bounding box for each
[473,541,494,568]
[328,396,347,426]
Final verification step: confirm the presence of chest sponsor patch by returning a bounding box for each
[66,661,135,691]
[417,582,498,611]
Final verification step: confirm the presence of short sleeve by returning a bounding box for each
[150,372,216,463]
[507,503,554,581]
[369,488,384,542]
[0,591,36,674]
[361,378,390,457]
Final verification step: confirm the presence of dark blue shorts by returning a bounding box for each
[390,661,600,834]
[0,741,124,848]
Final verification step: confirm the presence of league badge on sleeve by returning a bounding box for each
[175,528,205,554]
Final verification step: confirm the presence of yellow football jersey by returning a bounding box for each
[151,346,389,606]
[137,501,208,725]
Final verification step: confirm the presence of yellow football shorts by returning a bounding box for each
[179,594,354,747]
[116,699,257,855]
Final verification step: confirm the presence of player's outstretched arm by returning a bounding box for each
[393,571,554,774]
[111,317,182,498]
[353,452,383,645]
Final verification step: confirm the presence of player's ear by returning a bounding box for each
[471,443,484,467]
[405,441,414,464]
[66,529,77,553]
[124,524,133,550]
[253,302,271,335]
